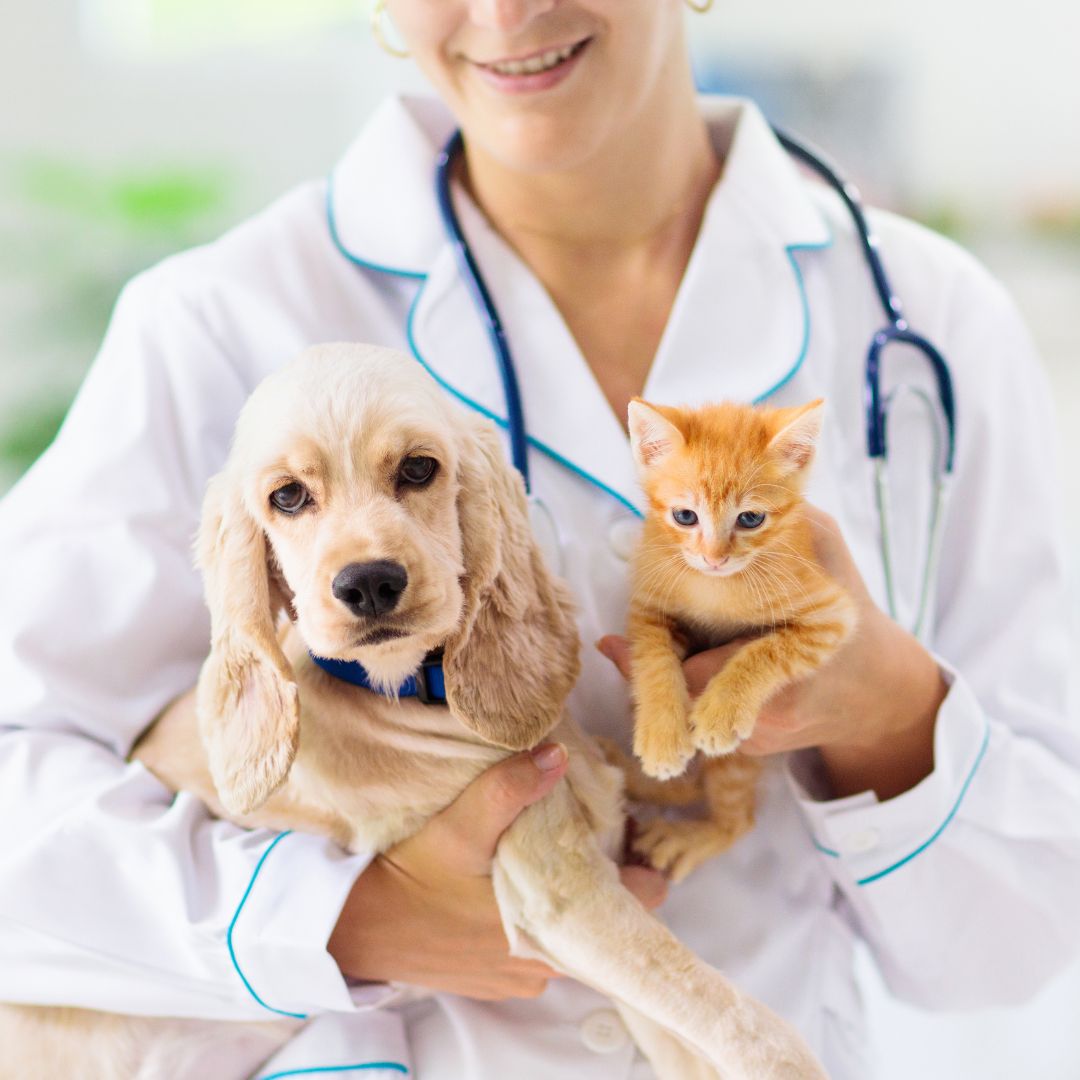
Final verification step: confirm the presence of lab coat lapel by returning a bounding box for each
[409,189,643,513]
[645,100,833,409]
[328,95,455,277]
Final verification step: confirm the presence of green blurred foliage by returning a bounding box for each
[15,159,225,235]
[0,156,232,489]
[0,399,71,480]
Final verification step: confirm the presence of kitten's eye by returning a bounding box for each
[671,508,698,527]
[398,455,438,487]
[736,510,766,529]
[270,482,310,515]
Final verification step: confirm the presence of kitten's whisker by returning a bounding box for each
[753,556,814,611]
[763,545,824,576]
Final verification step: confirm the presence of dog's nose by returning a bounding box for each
[332,561,408,617]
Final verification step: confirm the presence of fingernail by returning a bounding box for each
[531,742,567,772]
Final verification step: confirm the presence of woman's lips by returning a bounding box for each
[471,38,591,95]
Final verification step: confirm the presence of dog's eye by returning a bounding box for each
[398,455,438,487]
[270,482,309,514]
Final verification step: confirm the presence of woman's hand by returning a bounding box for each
[599,508,947,801]
[328,744,668,999]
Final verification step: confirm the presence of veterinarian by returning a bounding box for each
[1,1,1078,1078]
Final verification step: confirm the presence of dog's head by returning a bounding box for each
[196,344,580,815]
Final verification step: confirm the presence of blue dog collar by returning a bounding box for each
[310,648,447,705]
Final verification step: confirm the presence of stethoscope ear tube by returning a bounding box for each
[774,128,905,329]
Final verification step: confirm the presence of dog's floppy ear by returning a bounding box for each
[194,472,299,816]
[443,420,581,750]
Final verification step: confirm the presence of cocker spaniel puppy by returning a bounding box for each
[0,345,825,1080]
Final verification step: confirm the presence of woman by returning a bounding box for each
[0,2,1077,1077]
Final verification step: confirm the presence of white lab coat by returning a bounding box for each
[1,95,1077,1080]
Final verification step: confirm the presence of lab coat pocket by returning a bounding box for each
[250,1010,411,1080]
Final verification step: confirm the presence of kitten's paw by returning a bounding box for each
[688,698,757,756]
[634,818,729,883]
[634,724,695,780]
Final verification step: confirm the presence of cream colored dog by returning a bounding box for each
[0,344,826,1080]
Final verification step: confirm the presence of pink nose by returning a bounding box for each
[705,555,729,571]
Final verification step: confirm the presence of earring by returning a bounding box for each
[685,0,715,11]
[371,0,410,58]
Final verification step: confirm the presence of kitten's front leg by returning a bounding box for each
[690,607,853,755]
[628,608,695,779]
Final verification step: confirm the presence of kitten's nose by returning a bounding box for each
[332,560,407,617]
[704,555,729,571]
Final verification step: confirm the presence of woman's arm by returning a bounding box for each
[0,271,378,1019]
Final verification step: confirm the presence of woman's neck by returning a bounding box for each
[460,80,720,266]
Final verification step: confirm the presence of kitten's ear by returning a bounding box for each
[628,399,686,469]
[769,399,825,472]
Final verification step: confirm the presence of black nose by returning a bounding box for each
[332,561,408,617]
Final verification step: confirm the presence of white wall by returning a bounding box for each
[693,0,1080,219]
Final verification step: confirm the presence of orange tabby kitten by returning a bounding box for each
[623,397,856,881]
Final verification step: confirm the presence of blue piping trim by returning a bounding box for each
[258,1065,409,1079]
[812,719,991,886]
[326,173,426,281]
[227,831,307,1019]
[402,273,645,518]
[752,234,834,405]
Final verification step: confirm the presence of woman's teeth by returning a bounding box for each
[486,43,579,77]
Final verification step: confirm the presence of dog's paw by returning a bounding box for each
[634,722,695,780]
[634,818,729,883]
[688,697,756,756]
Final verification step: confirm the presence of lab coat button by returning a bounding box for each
[842,827,880,855]
[580,1008,629,1053]
[609,519,642,561]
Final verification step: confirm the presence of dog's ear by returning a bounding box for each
[194,472,300,815]
[443,421,581,750]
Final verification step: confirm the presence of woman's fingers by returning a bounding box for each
[330,747,572,998]
[424,743,570,876]
[619,864,669,909]
[596,634,632,678]
[597,633,749,699]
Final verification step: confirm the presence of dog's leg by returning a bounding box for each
[615,1003,728,1080]
[492,784,826,1080]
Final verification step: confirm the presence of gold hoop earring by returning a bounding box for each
[685,0,715,11]
[371,0,410,59]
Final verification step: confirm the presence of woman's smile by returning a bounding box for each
[470,37,592,95]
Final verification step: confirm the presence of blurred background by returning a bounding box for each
[1,2,1077,1075]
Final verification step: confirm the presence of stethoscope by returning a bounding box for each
[434,127,957,642]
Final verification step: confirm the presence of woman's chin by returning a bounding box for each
[463,100,616,176]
